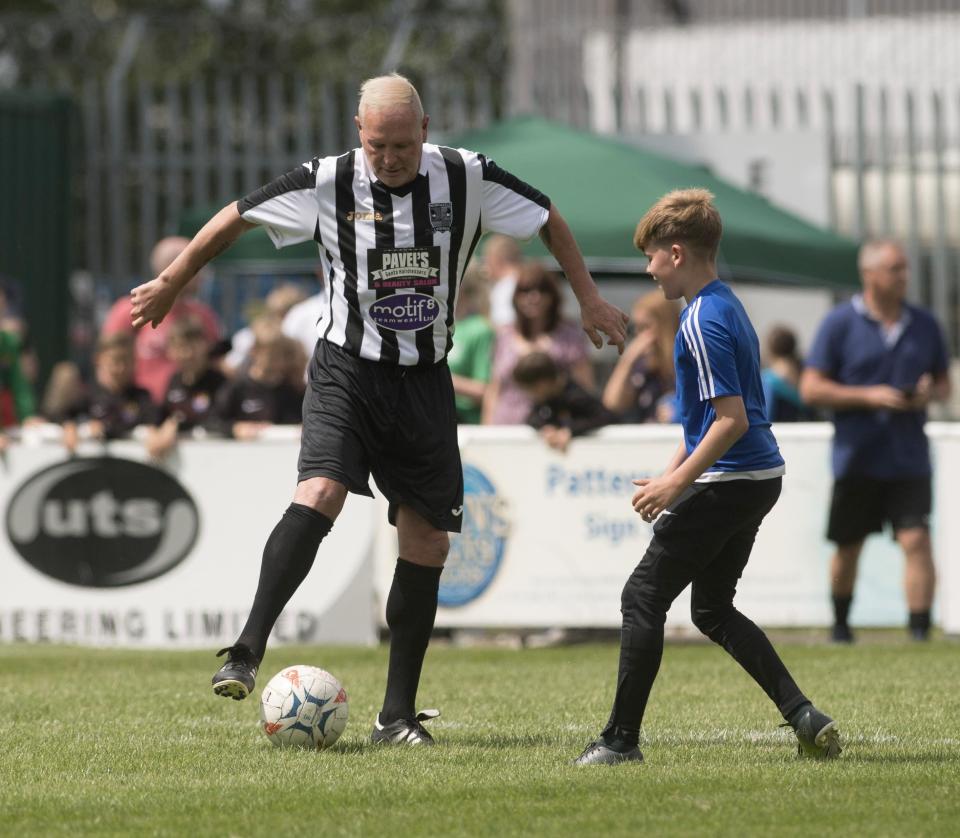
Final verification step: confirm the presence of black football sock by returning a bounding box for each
[236,503,333,662]
[908,610,931,636]
[380,558,443,725]
[832,595,852,627]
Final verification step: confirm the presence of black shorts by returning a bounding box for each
[298,340,464,533]
[826,475,931,545]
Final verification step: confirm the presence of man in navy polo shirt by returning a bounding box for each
[801,240,950,643]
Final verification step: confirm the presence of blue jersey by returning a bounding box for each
[806,296,948,479]
[675,280,785,481]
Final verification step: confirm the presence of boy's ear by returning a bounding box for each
[671,243,685,266]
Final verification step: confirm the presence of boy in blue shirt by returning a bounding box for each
[576,189,840,765]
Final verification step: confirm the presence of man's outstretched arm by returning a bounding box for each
[539,204,628,353]
[131,203,255,329]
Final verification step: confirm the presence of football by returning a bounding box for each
[259,665,349,749]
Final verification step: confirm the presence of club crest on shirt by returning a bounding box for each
[429,202,453,233]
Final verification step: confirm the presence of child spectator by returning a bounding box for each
[603,290,680,423]
[210,323,304,441]
[513,350,617,452]
[61,333,157,454]
[761,325,817,422]
[145,318,228,459]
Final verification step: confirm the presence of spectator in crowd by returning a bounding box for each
[800,239,951,643]
[482,234,524,327]
[483,264,594,425]
[602,289,679,423]
[60,332,158,454]
[0,281,39,389]
[224,282,308,372]
[209,320,304,441]
[145,318,228,460]
[282,284,324,364]
[448,263,495,424]
[40,361,85,424]
[513,350,617,452]
[0,327,36,429]
[101,236,222,403]
[761,325,817,422]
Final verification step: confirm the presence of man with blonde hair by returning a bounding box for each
[801,239,950,643]
[576,188,839,765]
[130,72,627,747]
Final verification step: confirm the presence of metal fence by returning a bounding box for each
[81,71,497,297]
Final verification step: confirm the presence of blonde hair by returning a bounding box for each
[633,188,722,261]
[358,73,424,121]
[858,239,905,272]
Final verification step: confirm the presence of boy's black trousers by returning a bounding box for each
[602,476,810,746]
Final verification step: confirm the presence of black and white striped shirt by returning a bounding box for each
[238,143,550,366]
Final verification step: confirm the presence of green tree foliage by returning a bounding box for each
[0,0,505,89]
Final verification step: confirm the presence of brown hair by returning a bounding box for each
[95,332,135,356]
[631,290,680,388]
[512,350,561,387]
[512,263,562,339]
[633,188,722,261]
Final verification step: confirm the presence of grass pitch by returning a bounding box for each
[1,634,958,837]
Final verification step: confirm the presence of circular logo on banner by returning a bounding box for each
[369,292,440,331]
[439,464,509,607]
[5,457,200,588]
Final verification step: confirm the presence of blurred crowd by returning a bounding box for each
[0,234,825,459]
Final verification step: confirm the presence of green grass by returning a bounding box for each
[1,635,958,837]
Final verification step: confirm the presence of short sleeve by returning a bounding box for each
[477,154,551,241]
[237,159,320,248]
[682,303,740,401]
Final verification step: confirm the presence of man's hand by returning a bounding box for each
[130,277,181,329]
[632,474,684,523]
[864,384,912,411]
[580,294,629,354]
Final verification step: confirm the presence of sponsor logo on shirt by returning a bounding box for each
[347,210,384,222]
[368,246,441,289]
[369,292,440,332]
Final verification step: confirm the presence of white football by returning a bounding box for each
[259,664,349,750]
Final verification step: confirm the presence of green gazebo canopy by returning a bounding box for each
[180,116,858,289]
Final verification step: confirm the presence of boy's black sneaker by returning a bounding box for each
[211,644,259,700]
[574,740,644,766]
[788,705,842,759]
[371,709,440,745]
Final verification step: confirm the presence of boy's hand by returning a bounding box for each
[631,475,684,523]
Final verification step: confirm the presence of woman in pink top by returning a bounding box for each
[483,263,594,425]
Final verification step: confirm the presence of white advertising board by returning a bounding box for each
[376,425,959,633]
[3,425,958,647]
[0,436,377,647]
